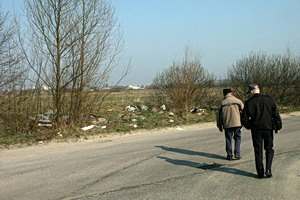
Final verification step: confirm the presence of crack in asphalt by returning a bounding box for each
[58,151,162,200]
[0,164,52,179]
[61,170,206,200]
[60,160,249,199]
[60,149,300,200]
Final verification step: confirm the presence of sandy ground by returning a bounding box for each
[1,111,299,152]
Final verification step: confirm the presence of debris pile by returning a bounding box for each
[29,110,56,127]
[30,103,210,134]
[189,108,207,115]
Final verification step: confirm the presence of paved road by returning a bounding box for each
[1,114,299,200]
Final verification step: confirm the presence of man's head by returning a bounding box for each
[223,88,232,96]
[247,83,260,94]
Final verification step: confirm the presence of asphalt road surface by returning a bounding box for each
[1,113,299,200]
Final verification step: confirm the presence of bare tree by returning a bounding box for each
[152,48,216,118]
[0,8,24,94]
[266,51,300,105]
[23,0,128,127]
[227,52,269,99]
[0,5,28,135]
[227,50,300,106]
[67,0,126,126]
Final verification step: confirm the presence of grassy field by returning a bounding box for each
[81,89,216,135]
[1,88,298,147]
[0,89,216,147]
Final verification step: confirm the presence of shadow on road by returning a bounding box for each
[155,145,226,160]
[157,156,256,178]
[155,145,257,178]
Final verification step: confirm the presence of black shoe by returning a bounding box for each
[227,156,233,160]
[235,156,241,160]
[265,170,272,178]
[257,174,264,179]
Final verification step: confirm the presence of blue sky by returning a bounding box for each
[3,0,300,85]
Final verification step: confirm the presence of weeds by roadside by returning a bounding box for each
[0,89,299,148]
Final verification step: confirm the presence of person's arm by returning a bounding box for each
[241,102,251,130]
[271,100,282,132]
[239,99,244,111]
[216,107,223,132]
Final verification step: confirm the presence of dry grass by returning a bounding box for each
[0,89,216,146]
[2,88,297,147]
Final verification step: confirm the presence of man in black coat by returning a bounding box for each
[241,84,282,179]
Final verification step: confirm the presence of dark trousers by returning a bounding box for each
[224,127,242,158]
[251,129,274,176]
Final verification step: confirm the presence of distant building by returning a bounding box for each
[41,85,51,91]
[97,84,147,91]
[125,84,141,90]
[22,85,51,92]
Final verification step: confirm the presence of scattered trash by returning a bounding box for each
[190,108,198,113]
[168,112,174,116]
[38,123,53,127]
[98,118,107,123]
[190,108,206,114]
[38,119,53,127]
[30,115,52,127]
[30,110,57,127]
[81,125,95,131]
[94,125,107,129]
[125,105,138,112]
[27,103,209,133]
[140,105,149,111]
[38,141,44,144]
[45,110,56,115]
[90,114,107,124]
